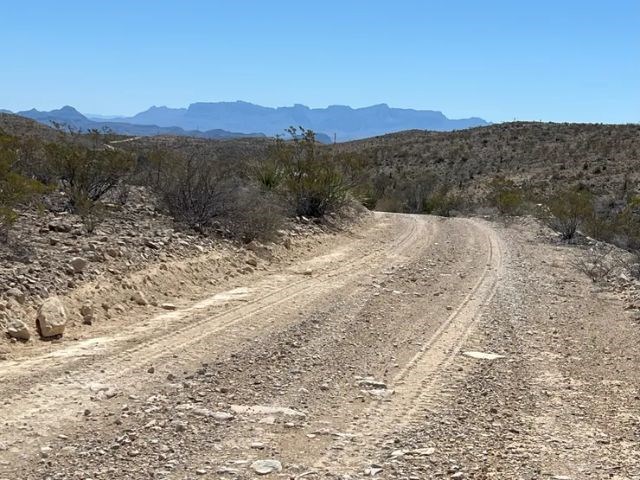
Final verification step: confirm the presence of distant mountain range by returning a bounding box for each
[9,106,264,140]
[4,102,489,142]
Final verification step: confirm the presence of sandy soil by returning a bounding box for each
[1,213,639,479]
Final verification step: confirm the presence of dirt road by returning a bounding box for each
[1,213,639,479]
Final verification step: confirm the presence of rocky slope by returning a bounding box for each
[0,185,360,349]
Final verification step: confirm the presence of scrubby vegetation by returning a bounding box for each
[0,120,363,246]
[2,114,640,260]
[0,131,46,242]
[256,127,362,217]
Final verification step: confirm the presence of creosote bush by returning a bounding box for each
[486,177,525,215]
[45,133,134,212]
[155,152,233,234]
[0,130,46,242]
[153,150,286,242]
[545,188,594,240]
[265,127,356,217]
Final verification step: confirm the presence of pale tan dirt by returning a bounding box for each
[1,213,639,480]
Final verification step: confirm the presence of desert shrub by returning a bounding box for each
[74,195,104,234]
[223,186,286,242]
[610,196,640,250]
[156,154,233,233]
[486,177,525,215]
[0,132,46,242]
[403,172,439,213]
[570,246,619,282]
[582,212,613,242]
[267,128,354,217]
[545,187,594,240]
[254,159,285,192]
[423,185,463,217]
[157,152,287,241]
[375,196,404,213]
[45,139,134,211]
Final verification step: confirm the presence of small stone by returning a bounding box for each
[131,291,148,306]
[364,467,383,476]
[246,258,258,267]
[70,257,89,273]
[212,411,234,421]
[5,288,25,304]
[174,421,187,432]
[251,459,282,475]
[6,318,30,341]
[356,378,387,389]
[161,303,177,311]
[411,447,435,456]
[145,240,160,249]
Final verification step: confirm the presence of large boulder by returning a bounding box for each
[37,296,67,337]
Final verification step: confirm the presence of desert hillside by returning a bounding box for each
[338,121,640,196]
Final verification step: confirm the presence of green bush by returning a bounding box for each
[254,159,285,192]
[487,177,525,215]
[545,188,594,240]
[610,196,640,249]
[423,185,462,217]
[0,132,46,242]
[45,136,133,211]
[266,128,354,217]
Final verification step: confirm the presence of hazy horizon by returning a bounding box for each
[2,0,639,124]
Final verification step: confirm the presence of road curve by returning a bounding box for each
[3,213,639,479]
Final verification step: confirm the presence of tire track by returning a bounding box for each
[316,219,504,473]
[0,214,431,453]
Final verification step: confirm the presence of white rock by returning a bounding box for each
[231,404,307,418]
[411,447,435,456]
[212,411,234,421]
[191,407,214,417]
[463,351,505,360]
[251,459,282,475]
[37,296,67,337]
[364,467,383,476]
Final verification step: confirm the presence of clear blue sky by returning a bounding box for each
[2,0,638,123]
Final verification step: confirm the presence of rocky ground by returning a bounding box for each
[0,186,355,354]
[1,213,639,479]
